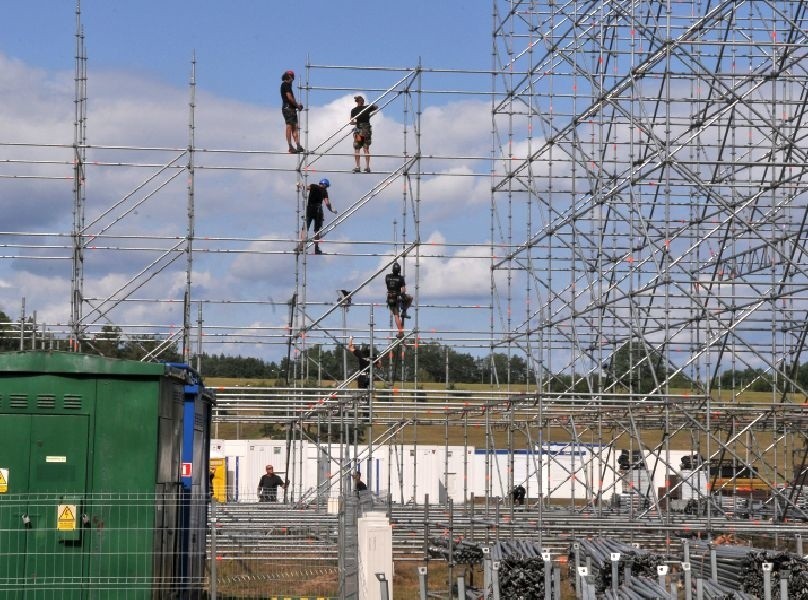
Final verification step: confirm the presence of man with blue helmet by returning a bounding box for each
[299,178,336,255]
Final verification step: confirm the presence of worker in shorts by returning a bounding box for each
[281,70,304,153]
[350,95,378,173]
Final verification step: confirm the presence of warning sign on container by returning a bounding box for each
[57,504,77,531]
[0,468,8,493]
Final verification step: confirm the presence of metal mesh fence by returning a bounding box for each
[0,492,208,597]
[209,501,339,599]
[0,492,340,598]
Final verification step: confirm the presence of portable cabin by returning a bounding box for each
[0,351,209,599]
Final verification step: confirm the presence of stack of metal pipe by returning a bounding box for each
[489,540,553,600]
[569,537,665,592]
[601,576,669,599]
[689,541,808,598]
[427,536,483,564]
[690,578,756,599]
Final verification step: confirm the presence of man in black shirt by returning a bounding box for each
[350,96,378,173]
[385,262,411,338]
[298,178,336,255]
[281,70,304,153]
[348,336,372,389]
[353,471,368,492]
[257,465,288,502]
[513,484,526,506]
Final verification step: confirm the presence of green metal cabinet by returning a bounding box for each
[0,351,190,599]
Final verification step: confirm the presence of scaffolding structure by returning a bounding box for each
[2,1,808,555]
[481,0,808,537]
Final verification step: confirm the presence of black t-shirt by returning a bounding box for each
[307,184,329,207]
[281,80,294,106]
[351,104,378,125]
[352,347,370,370]
[258,473,285,498]
[385,272,405,295]
[352,347,371,389]
[355,480,368,491]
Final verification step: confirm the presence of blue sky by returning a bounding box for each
[0,1,507,361]
[1,2,492,103]
[0,1,803,384]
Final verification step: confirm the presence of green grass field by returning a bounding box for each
[208,378,804,479]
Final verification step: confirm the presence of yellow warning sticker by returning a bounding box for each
[0,468,8,493]
[57,504,77,531]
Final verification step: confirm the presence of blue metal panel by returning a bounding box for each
[235,456,240,501]
[181,400,195,491]
[164,362,214,599]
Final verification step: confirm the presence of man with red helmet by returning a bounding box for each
[281,70,304,153]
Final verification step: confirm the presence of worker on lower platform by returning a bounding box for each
[385,262,412,338]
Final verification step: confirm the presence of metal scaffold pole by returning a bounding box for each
[4,6,808,584]
[183,54,196,362]
[70,0,87,350]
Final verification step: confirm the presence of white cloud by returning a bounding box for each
[0,53,507,358]
[386,231,496,300]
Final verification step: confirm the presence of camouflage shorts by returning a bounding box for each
[353,123,372,149]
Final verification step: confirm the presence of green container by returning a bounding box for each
[0,351,190,599]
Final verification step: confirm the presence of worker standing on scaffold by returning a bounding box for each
[350,95,378,173]
[281,70,304,153]
[385,262,411,338]
[298,179,336,255]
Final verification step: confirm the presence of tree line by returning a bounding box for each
[0,308,804,391]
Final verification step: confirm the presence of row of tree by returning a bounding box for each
[0,308,804,391]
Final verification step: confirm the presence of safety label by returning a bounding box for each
[57,504,77,531]
[0,468,7,493]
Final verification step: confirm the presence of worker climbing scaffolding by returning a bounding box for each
[298,178,336,255]
[385,262,412,339]
[282,68,421,401]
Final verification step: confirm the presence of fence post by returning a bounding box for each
[576,567,589,600]
[657,564,668,593]
[457,574,466,600]
[552,566,561,600]
[762,562,772,600]
[482,546,491,599]
[610,552,620,597]
[376,572,390,600]
[210,499,217,600]
[492,560,501,600]
[418,566,428,600]
[682,562,692,600]
[541,550,552,600]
